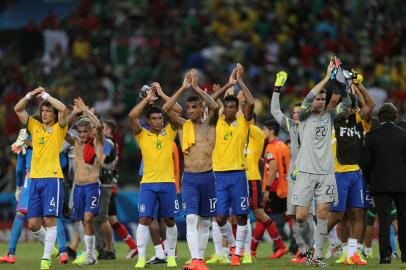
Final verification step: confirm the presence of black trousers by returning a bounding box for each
[373,192,406,261]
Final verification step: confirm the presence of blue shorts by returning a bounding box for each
[139,183,179,219]
[27,178,64,219]
[182,171,216,217]
[214,170,250,216]
[71,182,101,221]
[330,170,366,212]
[152,193,182,219]
[16,176,31,214]
[365,189,375,209]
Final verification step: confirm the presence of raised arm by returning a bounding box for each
[190,70,218,111]
[211,69,237,101]
[154,82,183,115]
[353,82,375,122]
[75,97,104,145]
[128,88,158,135]
[271,71,290,130]
[14,87,44,125]
[236,64,255,121]
[299,61,334,120]
[161,75,190,128]
[39,88,68,128]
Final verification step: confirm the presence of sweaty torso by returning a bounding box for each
[181,122,216,173]
[74,139,102,185]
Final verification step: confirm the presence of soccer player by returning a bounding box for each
[163,69,219,270]
[271,71,315,263]
[210,64,255,266]
[65,97,104,265]
[328,80,375,265]
[14,87,68,270]
[292,61,351,267]
[129,85,179,269]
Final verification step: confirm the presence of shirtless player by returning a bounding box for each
[163,70,220,270]
[66,97,104,265]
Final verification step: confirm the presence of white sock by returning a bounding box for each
[342,242,348,253]
[186,215,199,259]
[222,247,229,256]
[244,222,252,255]
[328,225,341,246]
[32,226,46,245]
[136,224,150,259]
[165,225,177,257]
[348,238,357,258]
[43,226,57,260]
[314,219,328,259]
[163,239,168,254]
[212,221,223,255]
[235,225,248,256]
[364,246,372,254]
[357,243,363,254]
[219,221,236,247]
[154,244,165,259]
[198,217,210,260]
[84,234,95,258]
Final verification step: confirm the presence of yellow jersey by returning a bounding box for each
[27,116,67,179]
[212,114,250,171]
[246,125,265,180]
[135,124,177,183]
[333,113,370,172]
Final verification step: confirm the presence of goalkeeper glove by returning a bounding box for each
[274,71,288,92]
[275,71,288,87]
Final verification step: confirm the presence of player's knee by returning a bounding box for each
[296,215,307,223]
[108,215,117,225]
[253,209,265,221]
[94,214,108,224]
[28,222,41,231]
[215,216,227,226]
[316,206,329,219]
[83,217,94,228]
[348,208,365,221]
[236,214,248,226]
[163,218,175,227]
[43,217,57,228]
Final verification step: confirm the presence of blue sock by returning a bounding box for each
[390,225,397,254]
[8,213,25,255]
[57,218,67,253]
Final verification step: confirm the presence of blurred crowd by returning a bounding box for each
[0,0,405,189]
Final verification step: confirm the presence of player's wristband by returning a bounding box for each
[41,92,50,101]
[273,86,281,93]
[25,93,33,100]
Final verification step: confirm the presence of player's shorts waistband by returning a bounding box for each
[74,180,100,187]
[184,170,213,175]
[30,177,63,181]
[214,170,245,175]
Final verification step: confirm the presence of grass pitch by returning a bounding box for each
[0,241,404,270]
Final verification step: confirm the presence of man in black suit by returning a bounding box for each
[362,103,406,264]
